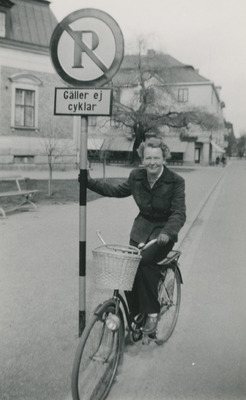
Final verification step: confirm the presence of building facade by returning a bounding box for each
[0,1,228,169]
[102,51,227,166]
[0,0,75,170]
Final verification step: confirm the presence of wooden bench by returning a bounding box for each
[0,176,39,218]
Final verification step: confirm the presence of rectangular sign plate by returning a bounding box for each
[54,88,112,115]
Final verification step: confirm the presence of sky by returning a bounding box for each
[50,0,246,137]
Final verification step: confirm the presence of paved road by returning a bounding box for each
[106,160,246,400]
[1,162,243,400]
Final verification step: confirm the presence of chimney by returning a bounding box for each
[147,49,156,57]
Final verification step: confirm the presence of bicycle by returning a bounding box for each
[71,233,183,400]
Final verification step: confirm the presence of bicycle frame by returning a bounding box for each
[71,239,183,400]
[92,246,183,338]
[96,249,183,337]
[93,291,136,332]
[114,291,138,333]
[158,250,183,284]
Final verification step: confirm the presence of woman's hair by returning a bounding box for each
[137,138,170,160]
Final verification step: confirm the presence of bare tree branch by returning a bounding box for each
[109,40,225,164]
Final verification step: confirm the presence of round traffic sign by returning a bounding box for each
[50,8,124,87]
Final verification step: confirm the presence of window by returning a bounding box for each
[178,88,189,103]
[15,89,35,127]
[10,73,42,130]
[170,152,183,161]
[0,11,6,37]
[14,155,34,164]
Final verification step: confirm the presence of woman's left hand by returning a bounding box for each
[157,233,170,246]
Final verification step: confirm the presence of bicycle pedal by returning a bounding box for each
[142,335,150,345]
[142,332,157,344]
[142,331,165,346]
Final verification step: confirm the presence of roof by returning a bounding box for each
[157,66,209,84]
[120,53,185,69]
[112,51,210,86]
[0,0,15,7]
[1,0,57,48]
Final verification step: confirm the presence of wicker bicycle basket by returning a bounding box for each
[92,244,142,290]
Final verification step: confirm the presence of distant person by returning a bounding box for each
[87,137,186,335]
[216,156,220,166]
[221,154,227,167]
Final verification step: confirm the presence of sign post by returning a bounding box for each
[50,8,124,336]
[79,116,88,336]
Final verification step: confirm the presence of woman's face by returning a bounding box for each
[143,147,164,176]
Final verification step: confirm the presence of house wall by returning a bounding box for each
[172,84,223,118]
[120,81,224,128]
[183,142,195,164]
[201,142,210,166]
[0,47,54,74]
[1,65,72,136]
[0,135,76,169]
[0,34,227,169]
[0,48,75,168]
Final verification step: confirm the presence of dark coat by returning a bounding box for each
[87,166,186,244]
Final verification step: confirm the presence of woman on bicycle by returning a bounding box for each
[87,137,186,335]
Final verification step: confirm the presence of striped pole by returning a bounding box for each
[79,116,88,337]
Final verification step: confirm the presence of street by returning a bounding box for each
[107,160,246,400]
[0,161,245,400]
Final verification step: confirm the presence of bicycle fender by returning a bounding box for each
[175,264,183,284]
[93,299,117,316]
[170,261,183,284]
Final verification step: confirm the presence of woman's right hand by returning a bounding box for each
[78,169,91,183]
[157,233,170,246]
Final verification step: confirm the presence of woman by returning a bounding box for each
[87,138,186,334]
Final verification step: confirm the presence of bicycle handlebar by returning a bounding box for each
[138,239,157,251]
[96,230,157,253]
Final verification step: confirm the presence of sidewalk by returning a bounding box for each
[0,163,226,400]
[0,164,133,180]
[0,162,207,180]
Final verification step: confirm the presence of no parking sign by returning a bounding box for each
[50,9,124,336]
[50,8,124,87]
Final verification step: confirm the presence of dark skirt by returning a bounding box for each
[125,239,174,315]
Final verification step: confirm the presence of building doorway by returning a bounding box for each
[195,147,201,163]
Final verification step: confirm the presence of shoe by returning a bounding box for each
[142,315,159,334]
[148,331,157,340]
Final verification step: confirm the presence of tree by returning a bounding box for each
[40,120,75,196]
[110,45,224,163]
[237,132,246,158]
[224,122,237,157]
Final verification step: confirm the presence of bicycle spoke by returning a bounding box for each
[72,303,124,400]
[157,266,181,342]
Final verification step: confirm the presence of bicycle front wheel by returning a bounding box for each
[157,264,181,343]
[71,301,125,400]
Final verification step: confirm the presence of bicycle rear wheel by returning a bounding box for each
[157,264,181,343]
[71,301,125,400]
